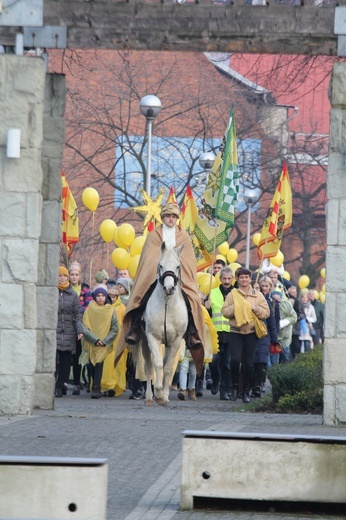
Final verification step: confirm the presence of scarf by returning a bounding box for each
[162,223,176,249]
[72,283,82,297]
[58,281,70,291]
[232,289,253,326]
[232,289,267,337]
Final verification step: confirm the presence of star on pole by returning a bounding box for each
[131,188,166,231]
[206,163,222,197]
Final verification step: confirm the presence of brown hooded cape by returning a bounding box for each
[115,225,205,372]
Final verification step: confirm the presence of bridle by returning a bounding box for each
[158,269,180,288]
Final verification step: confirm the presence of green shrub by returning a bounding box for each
[265,346,323,414]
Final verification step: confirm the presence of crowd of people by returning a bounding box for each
[56,204,324,404]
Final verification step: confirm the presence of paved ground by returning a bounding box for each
[1,386,346,519]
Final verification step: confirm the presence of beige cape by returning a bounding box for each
[115,225,205,371]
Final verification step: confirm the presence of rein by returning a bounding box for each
[158,268,180,347]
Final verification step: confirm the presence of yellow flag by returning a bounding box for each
[257,162,292,259]
[61,171,79,251]
[180,186,198,233]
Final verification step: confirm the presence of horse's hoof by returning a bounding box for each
[156,398,165,406]
[145,399,154,406]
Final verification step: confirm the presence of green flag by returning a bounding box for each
[214,109,239,225]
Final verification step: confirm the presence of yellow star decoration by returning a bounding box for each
[131,187,166,231]
[206,163,222,197]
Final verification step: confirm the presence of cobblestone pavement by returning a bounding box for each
[1,387,346,520]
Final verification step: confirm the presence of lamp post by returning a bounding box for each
[198,151,216,176]
[244,189,257,269]
[139,95,162,196]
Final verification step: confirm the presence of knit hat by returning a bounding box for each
[271,290,283,299]
[93,285,108,299]
[69,261,81,273]
[95,269,109,283]
[116,278,133,294]
[59,266,69,276]
[160,203,180,218]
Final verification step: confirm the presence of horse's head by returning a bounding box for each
[158,243,183,296]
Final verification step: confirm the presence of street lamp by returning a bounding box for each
[199,151,216,175]
[244,189,257,269]
[139,95,162,195]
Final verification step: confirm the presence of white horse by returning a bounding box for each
[138,242,188,405]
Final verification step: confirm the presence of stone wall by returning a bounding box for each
[324,61,346,425]
[0,55,65,414]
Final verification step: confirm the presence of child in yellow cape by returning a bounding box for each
[82,285,118,399]
[100,279,128,397]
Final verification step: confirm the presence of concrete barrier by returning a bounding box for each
[181,431,346,510]
[0,456,108,519]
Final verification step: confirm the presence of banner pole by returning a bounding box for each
[206,222,219,299]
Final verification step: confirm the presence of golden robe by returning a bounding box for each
[82,301,118,365]
[101,298,128,395]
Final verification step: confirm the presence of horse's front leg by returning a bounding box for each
[141,337,154,406]
[162,337,181,403]
[147,334,164,404]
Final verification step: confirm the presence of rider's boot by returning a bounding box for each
[125,311,141,345]
[184,305,203,350]
[187,332,203,350]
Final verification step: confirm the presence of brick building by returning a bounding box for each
[49,50,326,285]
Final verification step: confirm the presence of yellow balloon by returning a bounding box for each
[82,187,99,212]
[198,273,217,295]
[313,290,320,300]
[113,227,128,249]
[214,271,222,287]
[218,241,229,256]
[271,250,284,267]
[128,255,140,278]
[298,275,310,290]
[321,283,326,293]
[111,248,130,270]
[253,233,261,246]
[320,268,326,279]
[227,248,238,264]
[229,262,242,274]
[117,223,135,248]
[319,292,326,304]
[216,254,227,264]
[282,270,291,281]
[130,236,146,257]
[100,219,117,243]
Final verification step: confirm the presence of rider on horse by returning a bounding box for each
[116,203,206,363]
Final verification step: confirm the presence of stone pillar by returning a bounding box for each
[0,55,65,414]
[324,62,346,425]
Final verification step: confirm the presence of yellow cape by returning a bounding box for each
[101,299,128,395]
[82,301,115,365]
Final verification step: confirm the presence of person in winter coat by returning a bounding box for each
[204,267,233,400]
[82,286,118,399]
[308,289,324,345]
[221,267,270,404]
[56,266,83,398]
[68,260,92,395]
[251,276,280,397]
[299,291,317,353]
[288,285,306,359]
[271,290,297,363]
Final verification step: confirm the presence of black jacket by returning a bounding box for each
[56,285,83,352]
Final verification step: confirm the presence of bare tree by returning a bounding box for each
[50,49,332,282]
